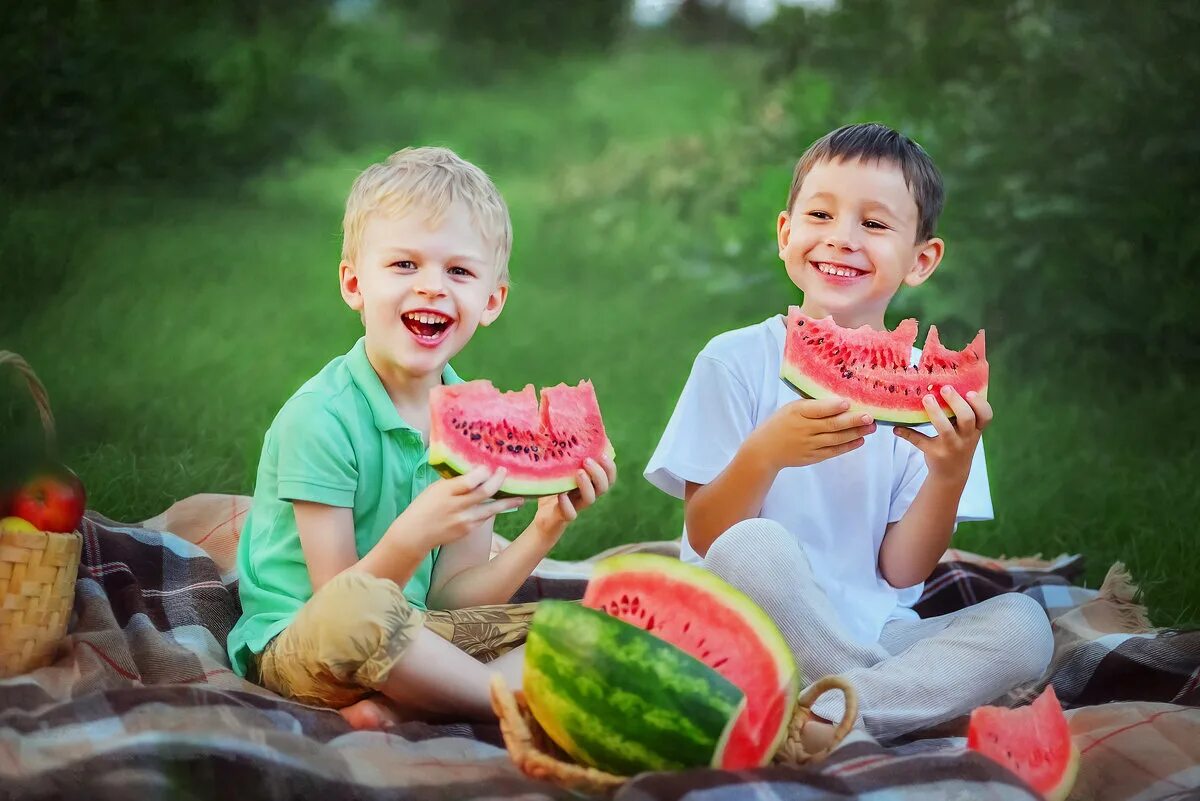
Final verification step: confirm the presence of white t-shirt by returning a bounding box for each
[644,314,993,645]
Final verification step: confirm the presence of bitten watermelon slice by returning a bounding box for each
[428,379,614,496]
[583,554,800,770]
[524,600,746,776]
[968,685,1079,801]
[780,306,988,425]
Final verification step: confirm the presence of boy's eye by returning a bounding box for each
[391,260,416,270]
[864,220,890,230]
[807,211,831,220]
[448,266,472,277]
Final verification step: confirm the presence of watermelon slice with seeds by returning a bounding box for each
[429,379,614,497]
[968,685,1080,801]
[583,554,801,770]
[781,306,988,425]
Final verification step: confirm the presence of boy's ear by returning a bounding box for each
[479,280,509,327]
[777,210,792,259]
[904,237,945,288]
[339,260,364,311]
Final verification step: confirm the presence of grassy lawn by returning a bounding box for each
[2,45,1195,628]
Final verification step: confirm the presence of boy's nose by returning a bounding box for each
[825,222,861,250]
[825,232,859,250]
[414,268,447,297]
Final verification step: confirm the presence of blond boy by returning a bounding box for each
[228,147,616,728]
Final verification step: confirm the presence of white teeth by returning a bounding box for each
[816,262,861,278]
[405,312,450,325]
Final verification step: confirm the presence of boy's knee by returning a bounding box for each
[705,518,812,581]
[991,592,1055,679]
[261,571,424,706]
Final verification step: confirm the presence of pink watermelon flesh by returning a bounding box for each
[583,554,800,770]
[429,379,614,497]
[968,685,1079,801]
[780,306,988,425]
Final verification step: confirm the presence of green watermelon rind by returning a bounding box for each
[524,600,745,776]
[429,439,616,497]
[1047,747,1080,801]
[587,553,801,768]
[780,363,937,427]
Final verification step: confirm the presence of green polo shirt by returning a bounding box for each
[226,337,463,677]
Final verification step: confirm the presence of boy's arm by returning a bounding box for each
[683,431,778,557]
[684,398,873,557]
[294,500,429,591]
[425,516,551,609]
[427,456,616,609]
[877,474,965,588]
[878,387,993,588]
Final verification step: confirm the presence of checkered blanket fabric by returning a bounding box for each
[1,498,1196,800]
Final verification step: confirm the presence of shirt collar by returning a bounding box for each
[345,337,463,433]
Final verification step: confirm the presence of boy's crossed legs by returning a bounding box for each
[255,571,533,729]
[706,518,1055,744]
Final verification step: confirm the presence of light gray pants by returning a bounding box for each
[705,518,1055,743]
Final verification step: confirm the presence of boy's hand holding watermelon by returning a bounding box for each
[751,396,877,471]
[532,453,617,533]
[893,386,993,485]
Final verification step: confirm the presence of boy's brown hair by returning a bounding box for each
[787,123,945,242]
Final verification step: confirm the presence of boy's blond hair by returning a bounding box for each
[342,146,513,283]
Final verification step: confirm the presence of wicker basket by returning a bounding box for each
[490,672,858,795]
[0,351,82,678]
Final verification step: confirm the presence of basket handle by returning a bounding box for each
[774,674,859,765]
[0,351,56,451]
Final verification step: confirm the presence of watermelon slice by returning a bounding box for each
[429,379,614,497]
[583,554,800,770]
[780,306,988,425]
[968,685,1079,801]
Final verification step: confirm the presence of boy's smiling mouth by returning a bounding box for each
[401,309,455,347]
[811,261,869,282]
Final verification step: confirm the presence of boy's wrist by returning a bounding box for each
[744,427,783,475]
[530,513,567,543]
[384,518,436,555]
[924,468,969,496]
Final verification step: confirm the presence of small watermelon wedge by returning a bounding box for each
[780,306,988,425]
[583,554,800,770]
[968,685,1079,801]
[428,379,614,497]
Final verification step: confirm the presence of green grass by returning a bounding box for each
[1,45,1195,628]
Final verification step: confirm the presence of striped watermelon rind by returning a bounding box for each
[524,600,746,776]
[583,554,800,769]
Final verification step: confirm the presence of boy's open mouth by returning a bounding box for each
[402,310,454,345]
[811,261,869,282]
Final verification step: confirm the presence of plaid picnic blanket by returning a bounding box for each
[1,495,1197,800]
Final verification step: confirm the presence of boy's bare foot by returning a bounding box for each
[338,693,406,731]
[798,718,838,755]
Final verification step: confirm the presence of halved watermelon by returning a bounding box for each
[583,554,800,770]
[780,306,988,425]
[524,600,746,775]
[968,685,1079,801]
[428,379,614,496]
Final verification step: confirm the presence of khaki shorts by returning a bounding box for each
[255,570,537,708]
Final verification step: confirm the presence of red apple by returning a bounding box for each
[10,464,87,533]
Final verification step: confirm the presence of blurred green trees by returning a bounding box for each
[759,0,1200,363]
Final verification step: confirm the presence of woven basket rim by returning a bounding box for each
[489,672,858,794]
